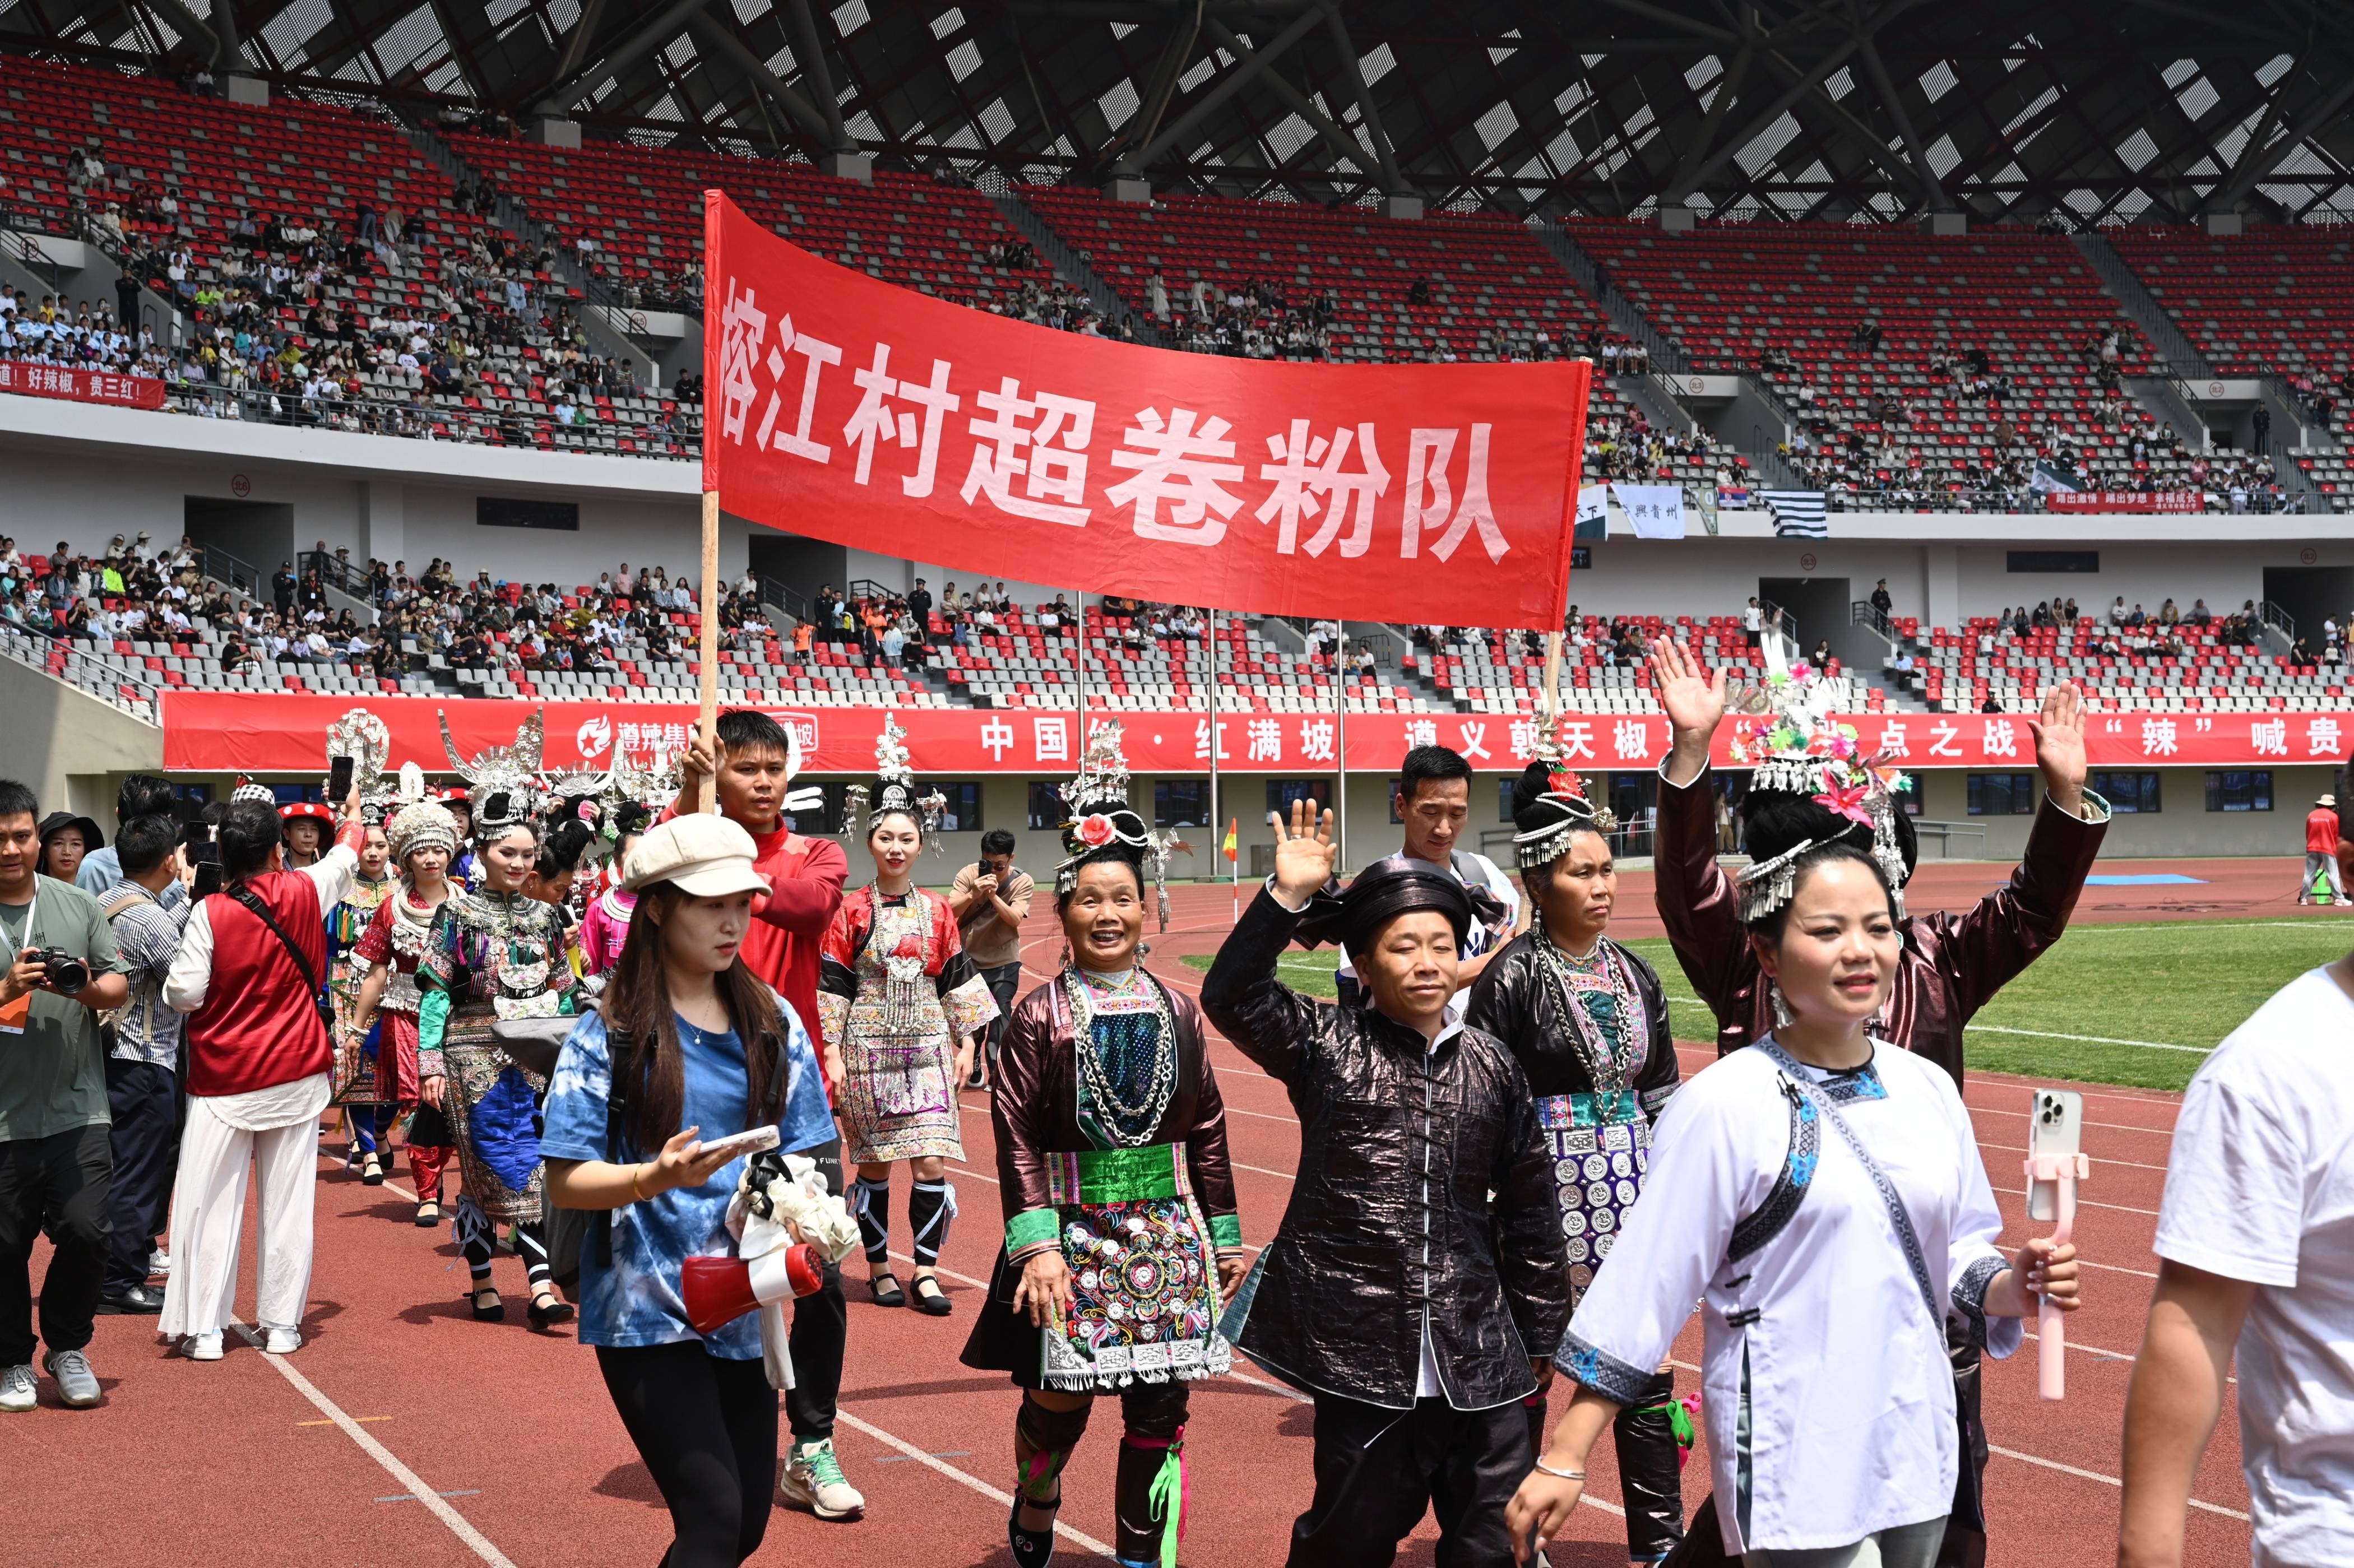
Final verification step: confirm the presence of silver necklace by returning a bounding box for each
[1533,923,1644,1094]
[1063,967,1179,1147]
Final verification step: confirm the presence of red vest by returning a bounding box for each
[186,871,333,1097]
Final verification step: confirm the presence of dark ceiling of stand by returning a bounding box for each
[8,0,2354,225]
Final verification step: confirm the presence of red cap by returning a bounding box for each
[279,801,335,822]
[435,788,470,805]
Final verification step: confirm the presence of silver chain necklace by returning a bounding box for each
[1533,924,1644,1094]
[1064,967,1179,1148]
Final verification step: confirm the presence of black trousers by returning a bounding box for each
[104,1057,177,1294]
[786,1136,846,1445]
[1289,1394,1532,1568]
[978,963,1022,1075]
[0,1124,112,1366]
[597,1340,779,1568]
[1528,1369,1685,1562]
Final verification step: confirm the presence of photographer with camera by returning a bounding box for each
[160,780,364,1362]
[946,829,1031,1092]
[0,778,132,1412]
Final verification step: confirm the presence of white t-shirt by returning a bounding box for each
[2154,966,2354,1568]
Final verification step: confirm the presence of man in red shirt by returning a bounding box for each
[2301,793,2342,904]
[675,710,861,1519]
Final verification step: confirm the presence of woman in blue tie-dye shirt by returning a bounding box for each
[544,816,835,1568]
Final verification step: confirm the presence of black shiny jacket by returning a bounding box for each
[1201,888,1570,1411]
[1462,934,1679,1111]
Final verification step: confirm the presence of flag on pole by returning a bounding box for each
[1762,490,1829,539]
[1222,819,1239,862]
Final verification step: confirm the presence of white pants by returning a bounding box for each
[157,1098,318,1338]
[1746,1518,1946,1568]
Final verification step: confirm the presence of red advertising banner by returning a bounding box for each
[2044,490,2203,514]
[0,361,166,410]
[699,191,1590,629]
[157,695,2353,776]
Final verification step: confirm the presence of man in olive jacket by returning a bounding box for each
[1206,803,1568,1567]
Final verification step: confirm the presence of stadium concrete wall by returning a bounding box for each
[4,396,2347,631]
[0,654,164,822]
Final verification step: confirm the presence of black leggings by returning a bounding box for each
[596,1342,779,1568]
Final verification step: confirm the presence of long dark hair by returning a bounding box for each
[599,882,785,1155]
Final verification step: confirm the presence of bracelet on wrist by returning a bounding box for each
[1531,1460,1586,1483]
[629,1162,650,1201]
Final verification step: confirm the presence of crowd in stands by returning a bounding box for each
[0,286,161,377]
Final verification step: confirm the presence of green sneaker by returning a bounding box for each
[780,1437,865,1520]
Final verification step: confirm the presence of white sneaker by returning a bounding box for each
[186,1333,223,1362]
[0,1363,35,1412]
[148,1248,171,1278]
[262,1327,302,1355]
[779,1437,866,1520]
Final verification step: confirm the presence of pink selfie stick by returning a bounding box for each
[2023,1151,2091,1400]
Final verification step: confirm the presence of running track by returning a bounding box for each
[12,855,2316,1566]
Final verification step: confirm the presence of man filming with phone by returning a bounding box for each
[947,829,1031,1092]
[0,778,132,1413]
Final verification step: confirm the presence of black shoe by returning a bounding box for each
[414,1199,441,1228]
[527,1292,575,1330]
[868,1272,905,1309]
[965,1070,988,1091]
[910,1273,953,1316]
[1008,1489,1058,1568]
[470,1287,505,1323]
[96,1284,165,1315]
[359,1152,385,1186]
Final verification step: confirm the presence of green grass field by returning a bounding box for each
[1179,916,2353,1091]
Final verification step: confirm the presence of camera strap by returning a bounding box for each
[0,889,31,1033]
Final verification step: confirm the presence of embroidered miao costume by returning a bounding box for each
[417,887,577,1228]
[327,869,395,1101]
[1559,1038,2017,1558]
[1462,759,1685,1563]
[959,722,1229,1568]
[817,884,997,1164]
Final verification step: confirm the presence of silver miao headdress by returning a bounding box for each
[1725,642,1912,921]
[327,707,401,823]
[845,717,941,839]
[1512,720,1620,871]
[439,707,548,838]
[1056,721,1174,928]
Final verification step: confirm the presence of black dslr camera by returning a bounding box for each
[33,947,91,995]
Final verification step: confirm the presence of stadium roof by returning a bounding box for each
[11,0,2354,226]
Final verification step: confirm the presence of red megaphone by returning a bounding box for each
[680,1246,826,1335]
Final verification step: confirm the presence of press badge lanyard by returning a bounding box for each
[0,890,36,1034]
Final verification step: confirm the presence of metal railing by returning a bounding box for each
[1852,600,1895,641]
[299,548,378,605]
[0,618,163,721]
[194,540,267,600]
[2259,600,2296,641]
[1910,820,1989,860]
[155,377,699,459]
[753,571,809,624]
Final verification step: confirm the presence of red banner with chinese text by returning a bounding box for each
[0,361,166,410]
[2044,491,2204,514]
[699,191,1588,629]
[157,694,2350,776]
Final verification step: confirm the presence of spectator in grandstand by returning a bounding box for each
[673,712,858,1521]
[543,814,836,1568]
[0,777,132,1413]
[2118,861,2354,1568]
[160,782,365,1361]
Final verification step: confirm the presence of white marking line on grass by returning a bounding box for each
[228,1321,518,1567]
[832,1410,1117,1560]
[1987,1444,2249,1521]
[1655,991,2216,1057]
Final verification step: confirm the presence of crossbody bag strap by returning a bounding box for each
[226,883,329,1022]
[1762,1042,1943,1335]
[599,1023,635,1268]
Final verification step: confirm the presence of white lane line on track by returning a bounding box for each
[1977,1138,2168,1173]
[832,1410,1117,1559]
[1651,991,2215,1056]
[1991,1184,2159,1218]
[1987,1444,2250,1520]
[229,1319,520,1567]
